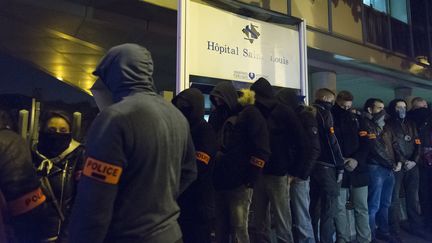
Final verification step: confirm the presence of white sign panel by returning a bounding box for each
[186,1,301,88]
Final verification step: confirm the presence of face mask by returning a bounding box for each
[91,78,113,111]
[395,107,406,119]
[37,132,72,158]
[373,110,386,128]
[319,100,334,110]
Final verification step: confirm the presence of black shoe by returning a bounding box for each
[375,230,391,241]
[406,227,431,240]
[388,235,403,243]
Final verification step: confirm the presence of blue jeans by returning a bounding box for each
[367,165,395,238]
[251,175,293,243]
[291,178,315,243]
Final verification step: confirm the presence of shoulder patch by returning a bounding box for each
[8,188,46,216]
[250,156,265,168]
[196,151,211,165]
[415,139,421,145]
[83,157,123,185]
[359,131,368,137]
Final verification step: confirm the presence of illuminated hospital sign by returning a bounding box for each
[177,0,307,94]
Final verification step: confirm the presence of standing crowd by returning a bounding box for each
[0,44,431,243]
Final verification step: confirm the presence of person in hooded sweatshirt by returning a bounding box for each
[32,110,84,243]
[249,78,304,243]
[209,82,270,243]
[387,99,426,241]
[277,88,319,243]
[68,44,197,243]
[408,97,432,232]
[310,88,345,243]
[172,88,217,243]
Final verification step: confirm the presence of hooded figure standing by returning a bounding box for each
[172,88,217,243]
[249,78,304,243]
[209,82,270,243]
[68,44,197,243]
[277,89,319,243]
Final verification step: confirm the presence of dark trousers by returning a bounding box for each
[310,165,340,243]
[178,192,213,243]
[419,165,432,228]
[389,166,422,235]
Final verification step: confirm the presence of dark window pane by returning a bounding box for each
[411,0,429,58]
[391,18,410,55]
[365,6,391,49]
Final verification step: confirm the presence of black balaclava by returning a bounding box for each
[37,112,72,158]
[38,132,72,158]
[388,99,407,120]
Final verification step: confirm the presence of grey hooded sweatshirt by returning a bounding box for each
[69,44,197,243]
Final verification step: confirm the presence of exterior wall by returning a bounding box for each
[291,0,329,31]
[331,0,363,41]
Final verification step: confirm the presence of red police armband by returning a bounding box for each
[359,131,368,137]
[250,157,265,168]
[196,151,211,165]
[8,187,46,216]
[83,157,123,185]
[415,139,421,145]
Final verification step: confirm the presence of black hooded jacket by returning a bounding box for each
[172,88,217,220]
[332,105,369,187]
[386,99,420,164]
[251,79,304,177]
[208,82,240,136]
[313,100,345,170]
[277,89,320,179]
[210,82,270,190]
[69,44,197,243]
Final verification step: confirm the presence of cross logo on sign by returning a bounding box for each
[242,24,260,43]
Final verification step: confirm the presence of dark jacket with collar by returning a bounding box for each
[363,113,396,170]
[313,100,345,170]
[0,126,53,242]
[69,44,197,243]
[32,140,84,241]
[211,83,270,190]
[386,99,420,164]
[332,105,369,187]
[409,108,432,166]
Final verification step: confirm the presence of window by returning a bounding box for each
[363,0,388,13]
[363,0,410,55]
[390,0,408,23]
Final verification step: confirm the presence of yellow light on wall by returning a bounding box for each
[140,0,176,10]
